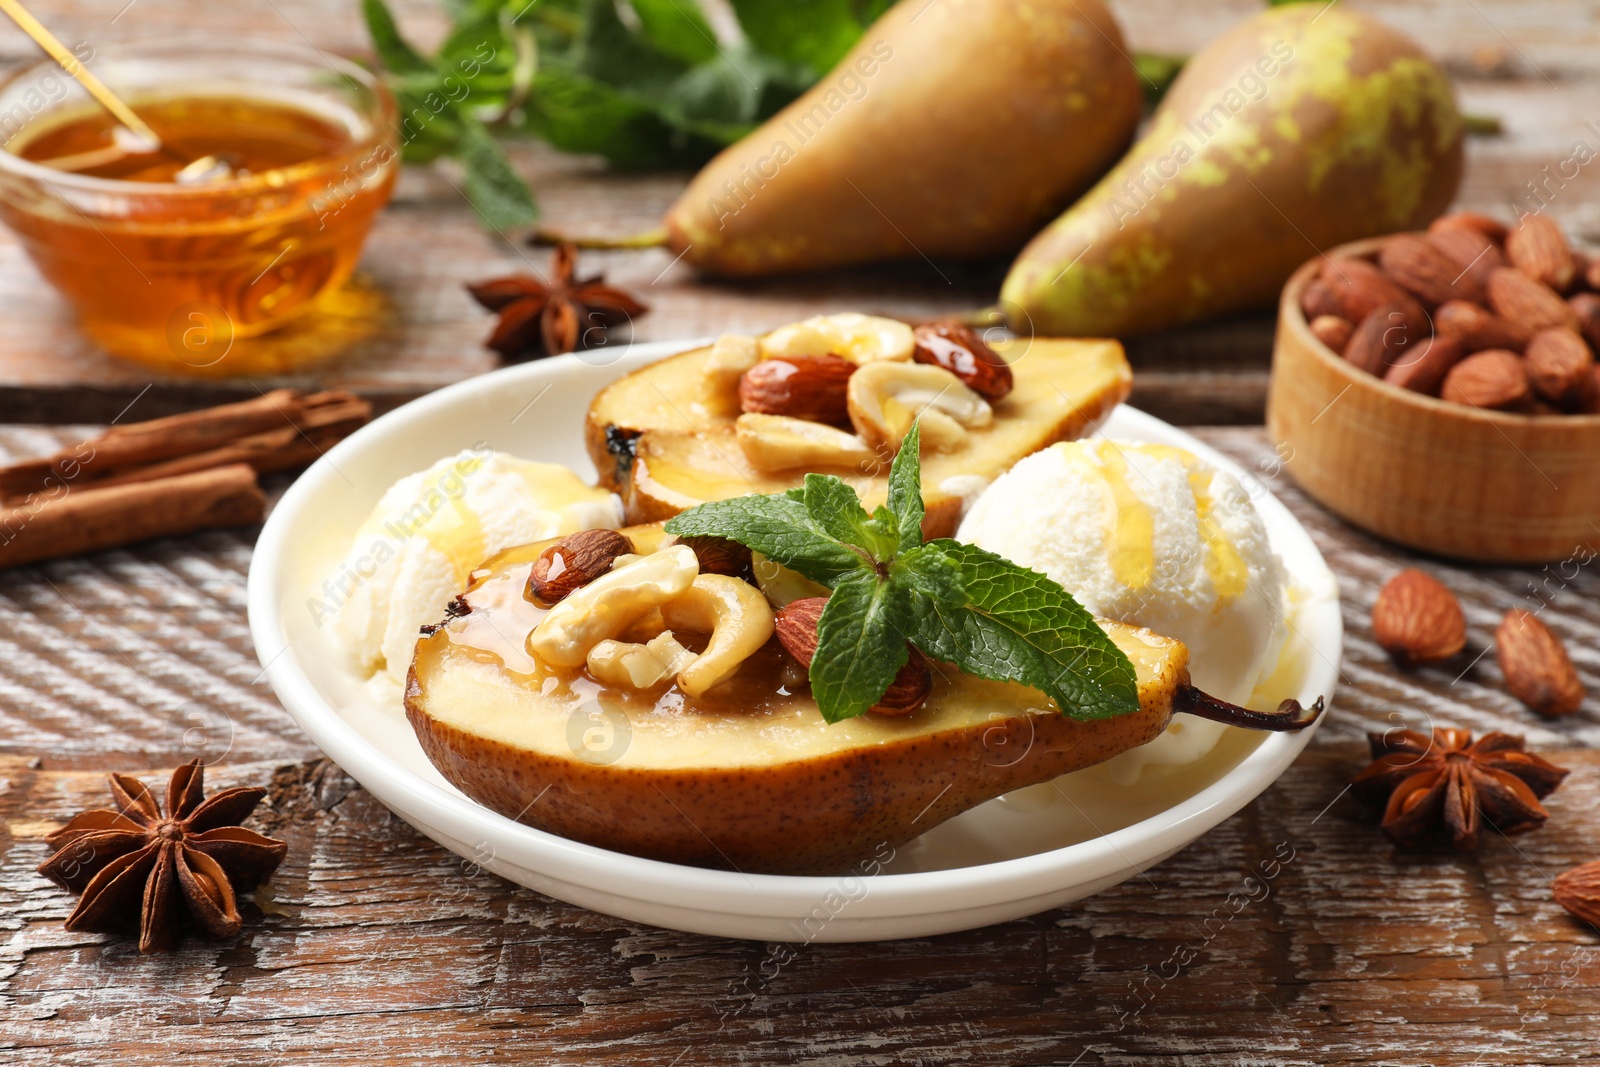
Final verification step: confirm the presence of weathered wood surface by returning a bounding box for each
[0,425,1596,1065]
[2,1,1599,1061]
[0,1,1598,424]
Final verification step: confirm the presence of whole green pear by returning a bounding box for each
[1002,5,1463,336]
[663,0,1142,276]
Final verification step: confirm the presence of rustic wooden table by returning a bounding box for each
[2,2,1598,1065]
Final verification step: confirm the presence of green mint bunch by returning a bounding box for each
[361,0,898,230]
[663,424,1140,724]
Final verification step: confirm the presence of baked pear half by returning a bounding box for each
[405,526,1320,876]
[585,318,1132,538]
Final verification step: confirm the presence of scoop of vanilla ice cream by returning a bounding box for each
[958,439,1287,776]
[325,450,622,684]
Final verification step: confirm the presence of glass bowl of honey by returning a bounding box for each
[0,37,397,375]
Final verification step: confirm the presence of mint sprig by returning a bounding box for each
[663,423,1140,724]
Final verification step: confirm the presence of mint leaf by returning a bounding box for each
[811,572,907,723]
[728,0,872,75]
[798,473,898,562]
[523,67,693,167]
[664,494,869,585]
[664,422,1139,726]
[630,0,720,65]
[903,541,1139,721]
[891,542,966,606]
[456,120,540,230]
[362,0,432,75]
[885,421,924,552]
[574,0,694,99]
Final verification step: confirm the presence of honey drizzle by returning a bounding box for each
[1086,443,1156,591]
[1083,441,1249,600]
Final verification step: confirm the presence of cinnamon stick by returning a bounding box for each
[0,390,369,500]
[0,464,265,569]
[88,395,372,489]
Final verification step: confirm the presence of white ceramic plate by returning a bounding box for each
[248,339,1341,942]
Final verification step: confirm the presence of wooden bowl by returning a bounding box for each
[1267,236,1600,563]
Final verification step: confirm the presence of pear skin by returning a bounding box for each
[663,0,1141,276]
[1001,6,1463,337]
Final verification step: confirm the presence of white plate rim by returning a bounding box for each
[247,339,1341,923]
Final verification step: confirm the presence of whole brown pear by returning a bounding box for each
[1002,5,1463,336]
[662,0,1142,276]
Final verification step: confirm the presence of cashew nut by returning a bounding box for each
[527,545,698,668]
[587,631,699,689]
[660,574,775,696]
[846,361,993,453]
[736,413,879,472]
[760,313,914,365]
[705,333,761,393]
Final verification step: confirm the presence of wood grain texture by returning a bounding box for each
[2,2,1599,1060]
[0,425,1596,1065]
[0,2,1596,425]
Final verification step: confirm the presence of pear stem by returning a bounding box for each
[1173,685,1325,732]
[529,226,669,250]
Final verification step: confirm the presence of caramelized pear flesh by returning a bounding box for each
[585,337,1132,538]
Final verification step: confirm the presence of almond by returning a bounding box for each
[1587,256,1600,292]
[1383,333,1463,396]
[773,597,825,663]
[1523,327,1595,408]
[1554,861,1600,929]
[1301,279,1343,322]
[1496,608,1585,716]
[1319,256,1426,324]
[1440,349,1530,410]
[1487,267,1580,332]
[773,596,932,716]
[528,529,634,605]
[1379,233,1484,306]
[739,354,856,425]
[1434,298,1532,353]
[1428,211,1508,243]
[1308,314,1354,354]
[674,534,752,577]
[1505,213,1576,292]
[1569,292,1600,351]
[1426,224,1505,290]
[1344,301,1423,376]
[911,320,1013,400]
[868,647,934,716]
[1371,569,1466,664]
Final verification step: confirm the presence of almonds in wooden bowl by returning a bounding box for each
[1270,229,1600,562]
[1298,212,1599,416]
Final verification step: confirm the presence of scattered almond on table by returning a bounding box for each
[1304,211,1600,415]
[1554,861,1600,929]
[1371,568,1466,664]
[1496,609,1586,717]
[1370,572,1587,718]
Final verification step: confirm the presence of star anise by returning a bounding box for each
[37,759,287,953]
[467,242,649,360]
[1351,727,1569,851]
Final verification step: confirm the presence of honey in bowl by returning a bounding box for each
[0,41,397,375]
[19,95,352,182]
